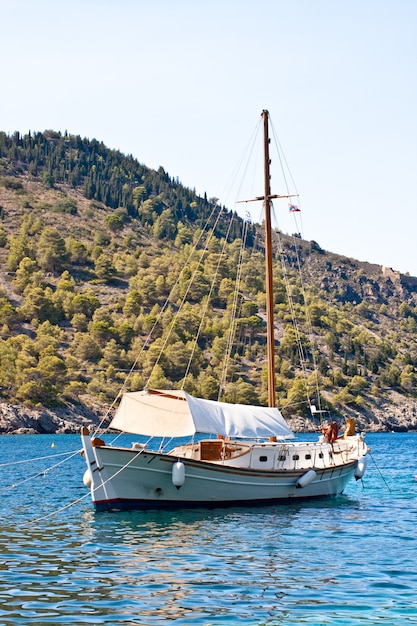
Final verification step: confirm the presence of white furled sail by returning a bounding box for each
[109,388,293,439]
[185,393,293,439]
[109,389,193,437]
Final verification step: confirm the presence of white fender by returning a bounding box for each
[83,468,92,488]
[296,469,317,489]
[172,460,185,488]
[354,456,367,480]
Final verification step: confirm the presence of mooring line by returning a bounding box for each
[24,446,148,526]
[2,449,82,492]
[21,490,93,526]
[0,449,80,467]
[368,450,391,492]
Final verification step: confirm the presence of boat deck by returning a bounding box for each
[168,436,367,471]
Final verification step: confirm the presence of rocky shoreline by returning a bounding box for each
[287,390,417,433]
[0,402,107,435]
[1,390,417,435]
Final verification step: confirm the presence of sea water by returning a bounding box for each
[0,432,416,625]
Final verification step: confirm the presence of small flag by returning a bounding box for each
[245,211,252,223]
[289,204,300,212]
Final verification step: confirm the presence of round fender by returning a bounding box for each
[172,460,185,488]
[354,456,367,480]
[296,469,317,489]
[83,468,92,488]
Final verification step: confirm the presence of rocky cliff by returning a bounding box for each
[2,388,416,435]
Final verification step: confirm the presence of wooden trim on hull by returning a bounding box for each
[82,437,363,512]
[94,445,358,479]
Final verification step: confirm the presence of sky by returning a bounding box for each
[2,0,417,275]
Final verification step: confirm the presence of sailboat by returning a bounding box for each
[81,110,368,511]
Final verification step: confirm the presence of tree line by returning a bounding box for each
[0,130,252,244]
[0,130,416,422]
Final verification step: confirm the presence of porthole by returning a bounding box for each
[319,453,324,458]
[278,454,287,461]
[292,454,300,461]
[259,455,268,462]
[305,454,312,460]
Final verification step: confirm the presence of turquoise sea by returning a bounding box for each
[0,432,416,625]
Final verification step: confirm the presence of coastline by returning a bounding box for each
[1,389,416,435]
[0,401,104,435]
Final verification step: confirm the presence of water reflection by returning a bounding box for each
[0,503,317,623]
[1,433,417,623]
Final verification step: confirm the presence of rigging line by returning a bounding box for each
[218,115,264,377]
[218,117,263,386]
[280,203,321,411]
[0,449,79,467]
[108,430,126,445]
[368,450,392,493]
[274,227,313,391]
[102,119,262,413]
[220,221,247,393]
[181,207,239,389]
[289,208,305,240]
[2,449,82,492]
[128,203,221,365]
[216,116,263,208]
[264,200,310,399]
[271,200,318,416]
[273,227,305,360]
[268,116,320,415]
[24,446,148,526]
[276,213,321,411]
[218,217,250,398]
[148,204,226,386]
[232,119,263,206]
[145,199,226,370]
[109,430,154,448]
[279,398,311,411]
[22,490,92,526]
[292,237,323,413]
[269,115,299,199]
[91,202,223,436]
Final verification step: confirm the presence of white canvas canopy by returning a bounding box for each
[109,389,294,439]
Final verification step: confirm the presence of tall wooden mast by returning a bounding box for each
[262,110,276,408]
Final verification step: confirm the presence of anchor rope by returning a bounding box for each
[2,449,82,492]
[368,450,391,492]
[24,446,148,526]
[0,449,79,467]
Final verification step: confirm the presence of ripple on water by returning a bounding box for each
[1,432,417,624]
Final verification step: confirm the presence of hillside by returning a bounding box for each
[1,130,417,434]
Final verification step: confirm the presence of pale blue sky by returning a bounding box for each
[2,0,417,275]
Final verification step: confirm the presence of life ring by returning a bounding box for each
[326,421,339,443]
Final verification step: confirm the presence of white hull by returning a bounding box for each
[81,432,367,511]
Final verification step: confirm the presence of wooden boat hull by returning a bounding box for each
[81,434,362,512]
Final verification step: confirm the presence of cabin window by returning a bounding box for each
[259,456,268,462]
[319,453,324,458]
[278,454,287,461]
[292,455,300,461]
[305,454,312,460]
